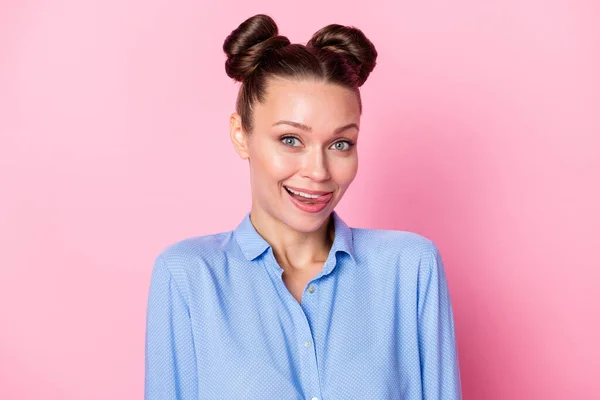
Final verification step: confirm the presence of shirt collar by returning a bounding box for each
[233,210,355,264]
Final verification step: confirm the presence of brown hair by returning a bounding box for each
[223,14,378,133]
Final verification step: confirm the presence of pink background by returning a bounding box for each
[1,0,599,399]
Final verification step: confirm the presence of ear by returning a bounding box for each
[229,112,250,160]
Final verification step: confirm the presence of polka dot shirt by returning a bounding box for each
[144,210,462,399]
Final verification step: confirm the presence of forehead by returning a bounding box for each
[255,78,360,130]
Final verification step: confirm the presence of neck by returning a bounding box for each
[249,207,334,271]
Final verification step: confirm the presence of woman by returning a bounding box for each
[145,14,462,400]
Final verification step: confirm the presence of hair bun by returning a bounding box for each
[223,14,291,82]
[307,24,377,86]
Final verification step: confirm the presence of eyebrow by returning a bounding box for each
[272,120,359,135]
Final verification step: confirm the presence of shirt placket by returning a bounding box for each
[265,250,324,400]
[300,276,322,400]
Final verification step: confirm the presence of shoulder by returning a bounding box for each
[351,226,438,259]
[350,227,442,280]
[151,230,236,288]
[348,227,445,296]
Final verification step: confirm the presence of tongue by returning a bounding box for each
[287,188,332,203]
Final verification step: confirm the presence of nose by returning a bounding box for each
[300,147,331,182]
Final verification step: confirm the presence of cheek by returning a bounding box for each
[330,156,358,186]
[269,154,300,176]
[251,148,300,181]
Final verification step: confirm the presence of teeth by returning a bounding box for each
[286,187,323,199]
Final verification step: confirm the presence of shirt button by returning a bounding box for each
[311,397,319,400]
[307,285,316,293]
[303,339,312,347]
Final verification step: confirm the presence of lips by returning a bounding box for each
[284,186,333,213]
[284,186,333,203]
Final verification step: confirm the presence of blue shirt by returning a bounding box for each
[145,211,462,399]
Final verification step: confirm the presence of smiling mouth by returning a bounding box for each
[284,186,333,204]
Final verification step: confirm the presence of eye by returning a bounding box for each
[281,136,302,147]
[330,140,355,151]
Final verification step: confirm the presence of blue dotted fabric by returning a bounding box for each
[145,211,462,399]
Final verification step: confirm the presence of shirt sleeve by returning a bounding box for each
[145,254,198,400]
[417,243,462,399]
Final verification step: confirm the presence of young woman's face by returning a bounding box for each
[233,78,361,233]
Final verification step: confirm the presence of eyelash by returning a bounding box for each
[280,135,355,151]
